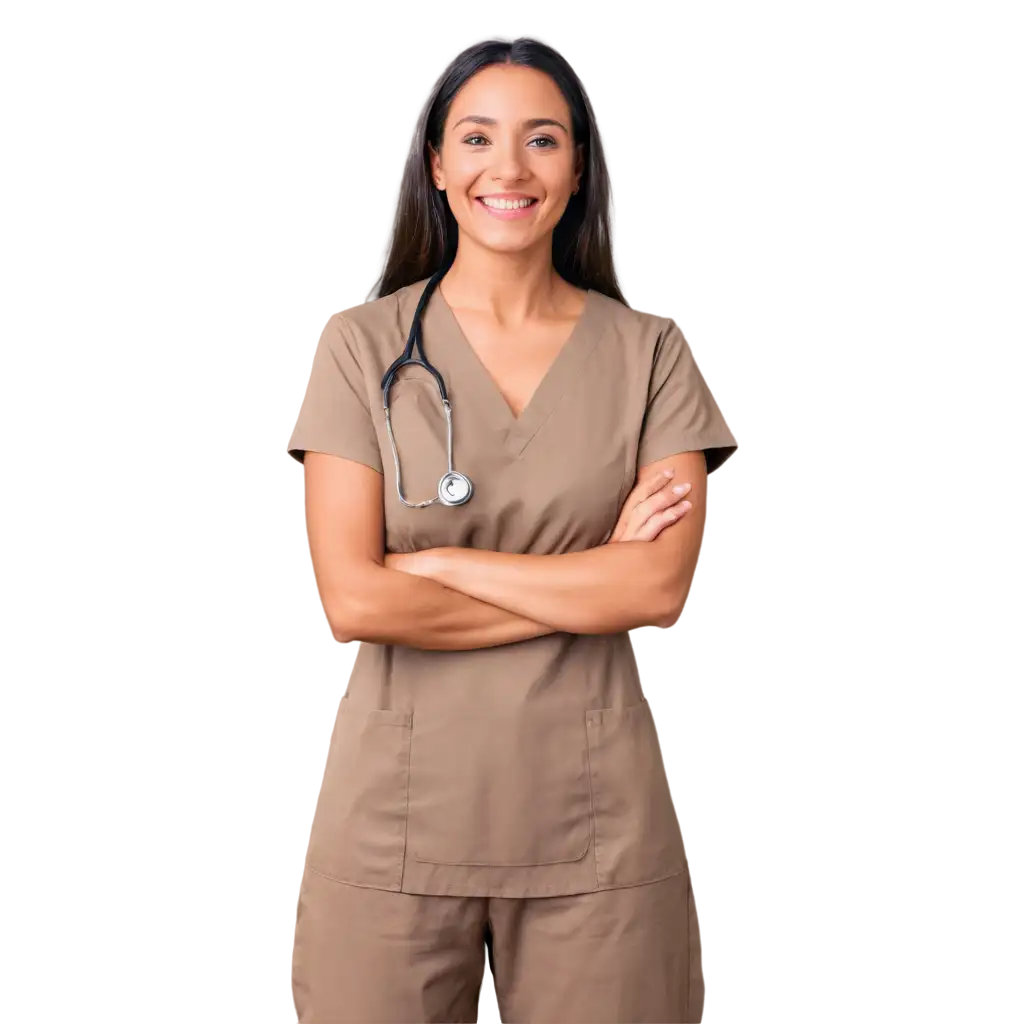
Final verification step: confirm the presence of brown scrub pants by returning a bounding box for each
[291,863,704,1023]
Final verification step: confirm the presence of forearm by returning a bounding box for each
[334,563,559,650]
[389,454,712,634]
[415,543,673,634]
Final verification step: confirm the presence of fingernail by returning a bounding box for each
[663,469,675,477]
[681,501,691,510]
[672,484,687,493]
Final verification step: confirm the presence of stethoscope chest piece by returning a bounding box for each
[438,470,473,506]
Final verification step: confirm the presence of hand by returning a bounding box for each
[384,549,439,578]
[608,468,692,543]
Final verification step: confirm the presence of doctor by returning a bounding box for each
[286,35,738,1024]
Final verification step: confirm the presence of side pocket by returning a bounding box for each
[585,697,688,888]
[304,694,412,891]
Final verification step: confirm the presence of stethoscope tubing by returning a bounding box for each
[380,268,473,508]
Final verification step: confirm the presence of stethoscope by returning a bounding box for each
[381,267,474,508]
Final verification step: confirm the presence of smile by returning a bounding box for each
[475,196,539,220]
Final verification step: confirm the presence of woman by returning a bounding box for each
[286,36,738,1024]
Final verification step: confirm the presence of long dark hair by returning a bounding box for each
[367,37,627,306]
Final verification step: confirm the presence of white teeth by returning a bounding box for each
[480,197,536,209]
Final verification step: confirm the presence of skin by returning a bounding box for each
[303,64,708,648]
[426,62,588,406]
[383,456,706,636]
[299,460,692,651]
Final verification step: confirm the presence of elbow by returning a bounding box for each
[326,564,386,643]
[325,598,362,643]
[649,506,708,630]
[651,577,689,630]
[327,593,371,644]
[600,556,684,632]
[599,550,682,632]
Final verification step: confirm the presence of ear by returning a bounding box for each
[574,143,585,187]
[427,141,444,190]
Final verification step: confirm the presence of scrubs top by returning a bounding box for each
[287,276,738,898]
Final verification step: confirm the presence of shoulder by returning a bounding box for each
[589,289,677,348]
[332,283,413,337]
[321,279,429,364]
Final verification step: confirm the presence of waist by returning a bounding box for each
[345,630,643,714]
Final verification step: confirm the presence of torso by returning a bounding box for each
[300,276,693,898]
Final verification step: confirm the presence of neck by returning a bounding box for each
[439,240,565,324]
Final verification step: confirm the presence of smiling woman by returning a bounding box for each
[285,35,738,1024]
[370,45,621,304]
[427,64,586,271]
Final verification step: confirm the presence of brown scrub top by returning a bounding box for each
[287,276,738,898]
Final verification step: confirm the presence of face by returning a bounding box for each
[429,64,583,255]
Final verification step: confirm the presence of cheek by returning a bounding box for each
[442,177,486,230]
[440,197,480,243]
[533,152,574,189]
[532,174,573,220]
[442,156,481,195]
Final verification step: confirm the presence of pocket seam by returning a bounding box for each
[305,700,413,891]
[584,701,621,889]
[408,709,593,867]
[584,697,688,889]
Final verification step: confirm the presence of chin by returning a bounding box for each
[482,237,537,255]
[461,229,535,254]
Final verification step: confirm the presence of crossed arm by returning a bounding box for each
[300,450,709,650]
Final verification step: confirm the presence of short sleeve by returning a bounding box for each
[286,314,384,473]
[636,318,738,474]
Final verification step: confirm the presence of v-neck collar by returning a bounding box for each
[418,279,605,457]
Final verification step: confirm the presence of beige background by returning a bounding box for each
[2,3,1021,1023]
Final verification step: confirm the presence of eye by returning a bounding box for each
[528,136,558,148]
[464,134,489,146]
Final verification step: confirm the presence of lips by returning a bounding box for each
[474,196,540,221]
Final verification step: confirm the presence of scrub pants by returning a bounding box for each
[291,864,704,1023]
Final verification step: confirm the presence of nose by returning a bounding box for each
[488,134,528,185]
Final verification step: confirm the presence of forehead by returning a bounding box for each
[445,64,570,128]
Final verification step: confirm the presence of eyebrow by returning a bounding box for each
[451,115,569,133]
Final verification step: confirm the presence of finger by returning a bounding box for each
[611,471,671,541]
[610,479,692,544]
[620,471,680,530]
[633,500,693,542]
[635,480,691,521]
[614,473,691,543]
[629,468,677,508]
[610,494,691,544]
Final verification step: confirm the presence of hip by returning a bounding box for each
[302,689,690,898]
